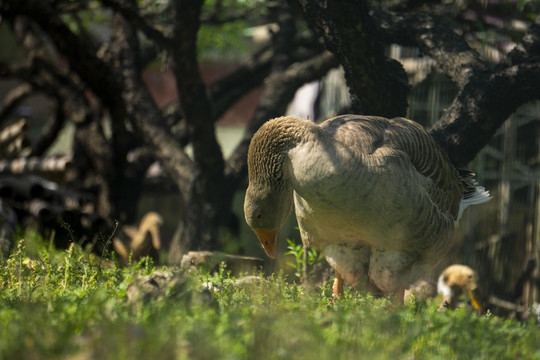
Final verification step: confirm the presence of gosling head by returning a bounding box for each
[437,264,483,312]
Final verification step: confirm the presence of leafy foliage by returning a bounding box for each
[198,0,268,61]
[198,20,252,61]
[285,238,323,281]
[1,231,540,359]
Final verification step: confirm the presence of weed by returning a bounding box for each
[285,238,323,282]
[0,230,539,359]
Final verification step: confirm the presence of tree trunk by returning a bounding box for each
[165,0,230,262]
[299,0,410,117]
[169,174,236,262]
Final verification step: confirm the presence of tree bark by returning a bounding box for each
[297,1,540,167]
[164,0,232,262]
[298,0,410,117]
[374,9,540,166]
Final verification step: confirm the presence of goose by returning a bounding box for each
[244,115,490,299]
[437,264,483,312]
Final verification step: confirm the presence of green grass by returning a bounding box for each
[1,232,540,360]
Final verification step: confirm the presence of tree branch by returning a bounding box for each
[369,8,540,166]
[0,83,33,126]
[0,0,123,109]
[208,46,273,121]
[298,0,410,117]
[374,9,488,89]
[99,0,172,48]
[510,15,540,64]
[107,9,195,196]
[170,0,225,185]
[199,34,324,123]
[430,62,540,166]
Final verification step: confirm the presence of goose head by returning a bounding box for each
[244,117,303,258]
[244,182,293,258]
[437,264,483,312]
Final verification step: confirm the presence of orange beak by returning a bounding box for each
[254,229,279,258]
[469,289,483,313]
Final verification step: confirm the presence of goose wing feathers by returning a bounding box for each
[318,115,464,219]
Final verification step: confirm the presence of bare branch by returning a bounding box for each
[0,118,28,157]
[0,0,123,107]
[299,0,409,117]
[105,10,195,196]
[170,0,224,183]
[0,84,33,125]
[373,9,488,89]
[208,46,273,121]
[99,0,172,47]
[430,62,540,166]
[0,154,72,176]
[510,15,540,64]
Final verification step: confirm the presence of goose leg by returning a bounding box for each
[325,244,370,298]
[332,272,344,298]
[369,248,416,300]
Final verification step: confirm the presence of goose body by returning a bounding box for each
[244,115,490,296]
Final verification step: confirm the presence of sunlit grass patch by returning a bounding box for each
[1,230,539,359]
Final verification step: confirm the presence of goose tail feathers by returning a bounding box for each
[457,169,491,221]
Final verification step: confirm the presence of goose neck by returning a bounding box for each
[248,117,315,185]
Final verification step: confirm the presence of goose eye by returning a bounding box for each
[256,214,262,221]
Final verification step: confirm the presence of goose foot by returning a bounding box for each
[332,272,344,298]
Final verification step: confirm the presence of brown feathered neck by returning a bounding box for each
[247,116,315,185]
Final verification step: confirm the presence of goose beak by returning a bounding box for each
[469,289,483,313]
[254,229,279,259]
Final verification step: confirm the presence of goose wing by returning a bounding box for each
[320,115,464,219]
